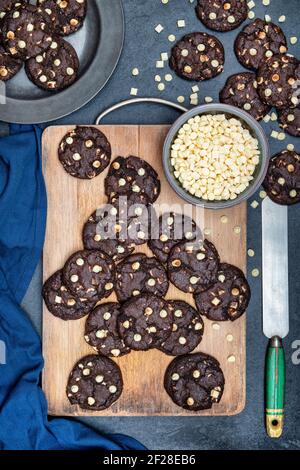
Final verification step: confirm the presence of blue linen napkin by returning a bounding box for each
[0,124,145,451]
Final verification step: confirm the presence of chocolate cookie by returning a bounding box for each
[1,3,52,59]
[167,239,220,294]
[164,353,225,411]
[0,0,26,20]
[105,155,161,204]
[118,294,172,351]
[115,254,169,303]
[157,301,204,356]
[0,45,22,80]
[25,37,79,91]
[278,107,300,137]
[234,19,288,70]
[148,212,201,264]
[42,270,95,320]
[170,32,224,81]
[37,0,87,36]
[67,354,123,411]
[196,0,248,32]
[263,150,300,205]
[62,249,115,302]
[58,126,111,179]
[257,54,300,109]
[84,303,130,358]
[83,196,150,262]
[194,263,250,321]
[219,72,271,121]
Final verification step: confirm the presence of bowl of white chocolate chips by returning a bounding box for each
[163,103,270,209]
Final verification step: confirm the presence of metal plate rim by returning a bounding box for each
[0,0,124,124]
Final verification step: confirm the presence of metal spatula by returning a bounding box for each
[262,196,289,438]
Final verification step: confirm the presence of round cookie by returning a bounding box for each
[278,107,300,137]
[58,126,111,179]
[263,150,300,205]
[84,303,130,358]
[219,72,271,121]
[62,249,115,302]
[196,0,248,32]
[148,212,201,264]
[105,155,161,204]
[194,263,251,321]
[83,196,150,262]
[25,37,79,91]
[67,354,123,411]
[1,3,53,60]
[0,0,26,20]
[42,270,95,320]
[37,0,87,36]
[169,32,224,81]
[167,239,220,294]
[115,253,169,303]
[118,294,172,351]
[164,353,225,411]
[0,45,22,81]
[157,301,204,356]
[234,19,288,71]
[257,54,300,109]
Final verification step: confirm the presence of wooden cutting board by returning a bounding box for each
[42,125,246,416]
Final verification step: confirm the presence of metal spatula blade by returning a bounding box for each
[262,197,289,339]
[262,196,289,439]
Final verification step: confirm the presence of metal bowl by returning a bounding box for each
[162,103,270,210]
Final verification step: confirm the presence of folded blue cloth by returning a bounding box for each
[0,124,145,451]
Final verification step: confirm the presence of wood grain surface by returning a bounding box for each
[42,125,247,416]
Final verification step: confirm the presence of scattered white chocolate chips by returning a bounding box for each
[170,114,260,202]
[155,24,164,33]
[252,268,260,278]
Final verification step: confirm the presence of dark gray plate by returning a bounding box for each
[0,0,124,124]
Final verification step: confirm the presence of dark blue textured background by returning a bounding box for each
[20,0,300,450]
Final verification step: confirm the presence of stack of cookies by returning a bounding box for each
[43,126,252,412]
[0,1,87,91]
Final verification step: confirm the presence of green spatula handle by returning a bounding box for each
[265,336,285,438]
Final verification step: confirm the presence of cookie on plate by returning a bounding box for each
[118,294,172,351]
[157,300,204,356]
[148,212,201,264]
[25,37,79,91]
[263,150,300,205]
[0,45,22,80]
[115,253,169,303]
[105,155,161,204]
[167,239,220,294]
[219,72,271,121]
[194,263,251,321]
[164,352,225,411]
[67,354,123,411]
[0,0,26,20]
[196,0,248,32]
[257,54,300,109]
[83,196,150,262]
[58,126,111,179]
[278,107,300,137]
[1,3,53,59]
[84,303,131,358]
[37,0,87,36]
[234,19,287,70]
[62,249,115,301]
[42,270,95,320]
[169,32,224,81]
